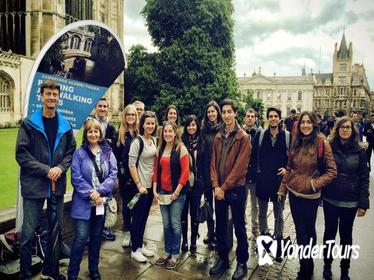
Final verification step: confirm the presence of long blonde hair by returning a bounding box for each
[117,104,139,146]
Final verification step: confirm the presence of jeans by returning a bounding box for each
[159,191,186,258]
[215,186,249,264]
[68,207,105,278]
[120,182,137,232]
[289,193,319,275]
[323,200,357,271]
[258,198,284,238]
[246,182,259,233]
[19,194,64,280]
[131,190,154,252]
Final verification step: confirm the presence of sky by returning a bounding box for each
[124,0,374,88]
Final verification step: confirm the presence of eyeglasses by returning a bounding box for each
[339,125,352,130]
[126,113,136,117]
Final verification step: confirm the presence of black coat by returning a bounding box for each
[201,121,223,188]
[323,142,370,209]
[255,129,288,202]
[182,136,205,195]
[244,126,259,183]
[363,122,374,144]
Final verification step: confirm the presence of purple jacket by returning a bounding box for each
[71,142,118,220]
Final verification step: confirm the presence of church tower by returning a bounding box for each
[333,30,353,87]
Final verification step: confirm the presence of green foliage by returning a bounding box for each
[125,0,240,123]
[237,89,265,124]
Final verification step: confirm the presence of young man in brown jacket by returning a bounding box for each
[209,99,251,280]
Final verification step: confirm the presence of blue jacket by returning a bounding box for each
[70,142,117,220]
[16,109,76,198]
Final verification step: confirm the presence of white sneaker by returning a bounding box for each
[140,246,154,257]
[122,232,131,247]
[131,249,147,262]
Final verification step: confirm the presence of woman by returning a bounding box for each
[165,104,180,126]
[112,104,139,247]
[68,118,117,280]
[128,111,158,262]
[181,115,205,254]
[200,101,223,247]
[322,116,369,280]
[277,111,337,280]
[153,121,189,269]
[156,105,180,144]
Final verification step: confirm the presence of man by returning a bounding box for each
[254,107,288,252]
[363,113,374,169]
[93,97,116,240]
[242,108,260,240]
[284,109,296,132]
[93,97,116,144]
[316,113,328,136]
[133,100,145,119]
[352,112,363,141]
[210,99,251,280]
[16,79,76,280]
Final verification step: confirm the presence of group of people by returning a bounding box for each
[15,79,369,280]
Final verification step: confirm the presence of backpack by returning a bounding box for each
[120,135,153,184]
[257,128,290,173]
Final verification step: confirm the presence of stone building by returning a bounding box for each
[238,32,372,119]
[0,0,124,125]
[313,32,371,117]
[238,67,314,117]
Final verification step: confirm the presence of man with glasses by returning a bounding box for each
[133,100,145,120]
[16,79,76,280]
[93,97,117,241]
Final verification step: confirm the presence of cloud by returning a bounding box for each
[124,0,374,87]
[233,0,355,48]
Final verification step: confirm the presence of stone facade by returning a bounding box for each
[238,32,372,119]
[0,0,124,125]
[238,70,315,117]
[313,32,371,116]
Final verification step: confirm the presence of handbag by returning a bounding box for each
[196,200,213,224]
[104,197,118,228]
[0,229,19,261]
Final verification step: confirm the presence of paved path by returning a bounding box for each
[34,172,374,280]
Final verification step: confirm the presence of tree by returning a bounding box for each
[125,0,240,122]
[237,89,264,124]
[124,45,160,107]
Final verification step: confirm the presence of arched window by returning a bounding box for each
[0,73,13,112]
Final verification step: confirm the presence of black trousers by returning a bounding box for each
[131,190,154,252]
[367,142,374,168]
[323,200,357,271]
[289,193,319,276]
[181,189,201,245]
[120,181,137,232]
[204,183,215,236]
[215,186,248,264]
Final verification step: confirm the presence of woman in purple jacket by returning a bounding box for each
[67,118,117,280]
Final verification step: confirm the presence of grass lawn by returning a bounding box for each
[0,128,83,209]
